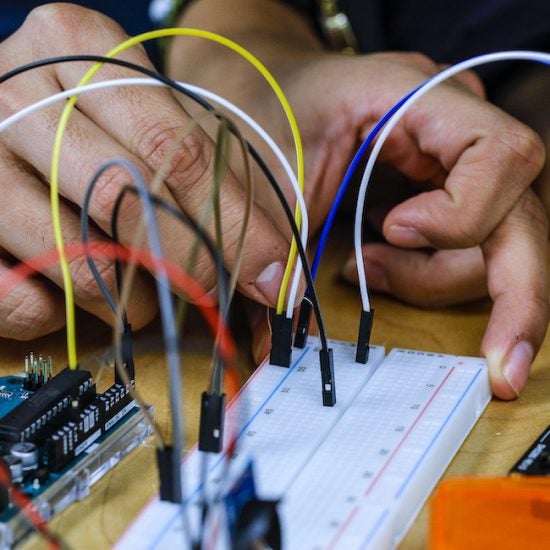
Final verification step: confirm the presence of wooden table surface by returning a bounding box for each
[4,226,549,549]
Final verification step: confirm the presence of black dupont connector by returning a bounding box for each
[156,446,182,503]
[320,348,336,407]
[116,323,135,385]
[293,299,312,349]
[269,311,293,367]
[198,391,226,453]
[356,309,374,364]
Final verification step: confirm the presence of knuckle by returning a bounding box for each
[190,253,219,298]
[25,3,126,55]
[26,3,85,36]
[498,126,546,178]
[167,131,212,190]
[3,290,60,340]
[457,69,485,97]
[69,256,116,304]
[135,120,212,193]
[89,163,146,228]
[519,190,549,234]
[26,3,67,26]
[402,52,439,74]
[434,217,482,248]
[530,289,550,317]
[522,289,550,331]
[399,277,443,307]
[133,120,179,165]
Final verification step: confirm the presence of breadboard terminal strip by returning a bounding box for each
[117,339,490,549]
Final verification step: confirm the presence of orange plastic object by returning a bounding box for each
[430,477,550,549]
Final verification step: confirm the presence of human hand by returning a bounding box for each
[174,0,547,398]
[281,52,548,399]
[0,3,295,341]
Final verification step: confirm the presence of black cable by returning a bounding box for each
[247,147,328,351]
[0,54,329,351]
[81,176,128,324]
[86,159,187,509]
[112,188,230,394]
[110,185,231,395]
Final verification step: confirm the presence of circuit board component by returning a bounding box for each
[0,354,150,548]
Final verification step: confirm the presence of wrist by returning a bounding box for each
[166,0,324,84]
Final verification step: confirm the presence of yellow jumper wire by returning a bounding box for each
[50,28,304,368]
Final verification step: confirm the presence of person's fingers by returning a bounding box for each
[381,93,546,250]
[341,243,487,307]
[0,257,65,340]
[2,69,289,307]
[0,151,158,329]
[1,4,296,308]
[437,64,486,99]
[480,189,549,400]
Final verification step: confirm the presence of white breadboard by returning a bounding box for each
[117,338,490,549]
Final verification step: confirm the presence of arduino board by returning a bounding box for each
[0,355,151,548]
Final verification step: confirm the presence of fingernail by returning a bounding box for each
[341,257,357,282]
[255,262,285,306]
[502,341,533,396]
[387,225,430,247]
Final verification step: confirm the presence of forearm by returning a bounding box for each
[167,0,324,88]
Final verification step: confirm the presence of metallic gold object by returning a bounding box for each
[317,0,358,54]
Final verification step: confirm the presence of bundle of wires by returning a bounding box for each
[47,28,307,371]
[0,49,331,360]
[0,238,242,547]
[0,27,333,545]
[0,51,332,390]
[2,20,549,549]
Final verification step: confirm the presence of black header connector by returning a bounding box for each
[293,300,312,349]
[320,348,336,407]
[269,311,293,368]
[355,309,374,364]
[156,446,183,503]
[510,423,550,476]
[198,391,226,453]
[115,323,135,385]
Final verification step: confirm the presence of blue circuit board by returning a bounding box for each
[0,368,148,547]
[0,376,31,420]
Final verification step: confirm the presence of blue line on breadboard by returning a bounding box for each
[116,340,490,550]
[150,345,312,548]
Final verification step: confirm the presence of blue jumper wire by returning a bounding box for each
[310,56,550,285]
[309,84,423,282]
